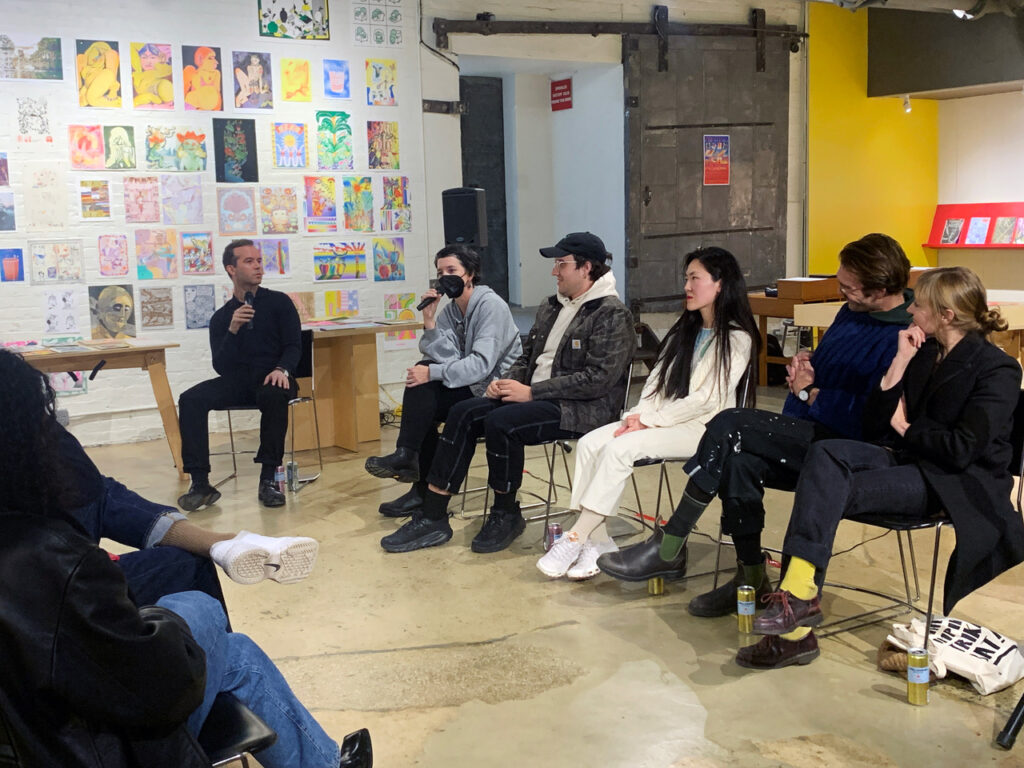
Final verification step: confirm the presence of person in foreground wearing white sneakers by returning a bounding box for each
[537,247,758,581]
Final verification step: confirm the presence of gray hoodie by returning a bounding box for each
[419,285,523,396]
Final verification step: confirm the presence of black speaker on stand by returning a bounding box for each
[442,187,488,247]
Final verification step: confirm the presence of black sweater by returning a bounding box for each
[209,287,301,377]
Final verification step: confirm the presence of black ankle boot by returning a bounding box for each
[364,447,419,482]
[379,484,424,517]
[338,727,372,767]
[687,554,773,617]
[596,526,687,582]
[177,481,220,512]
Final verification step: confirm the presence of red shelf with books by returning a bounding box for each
[926,203,1024,248]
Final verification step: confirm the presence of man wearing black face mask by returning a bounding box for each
[365,245,522,518]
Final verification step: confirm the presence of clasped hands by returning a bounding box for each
[485,378,532,402]
[785,350,815,396]
[613,413,648,437]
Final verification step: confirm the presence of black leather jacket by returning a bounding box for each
[0,513,208,767]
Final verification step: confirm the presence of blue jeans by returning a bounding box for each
[70,477,228,614]
[157,592,340,768]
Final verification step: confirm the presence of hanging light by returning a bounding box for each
[903,94,912,113]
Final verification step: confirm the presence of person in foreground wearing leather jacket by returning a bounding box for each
[0,348,371,768]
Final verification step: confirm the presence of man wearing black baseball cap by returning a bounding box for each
[380,231,635,554]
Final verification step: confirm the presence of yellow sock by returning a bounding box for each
[779,556,818,601]
[781,626,812,641]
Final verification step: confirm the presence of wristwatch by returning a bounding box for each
[797,385,814,402]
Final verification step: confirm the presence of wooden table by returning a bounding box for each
[291,321,423,452]
[23,342,185,479]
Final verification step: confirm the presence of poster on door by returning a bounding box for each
[703,134,730,186]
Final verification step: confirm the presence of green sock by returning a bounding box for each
[659,533,685,561]
[741,561,765,587]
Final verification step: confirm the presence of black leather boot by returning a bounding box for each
[338,727,372,767]
[364,447,419,483]
[379,484,424,517]
[177,481,220,512]
[596,526,687,582]
[688,554,773,617]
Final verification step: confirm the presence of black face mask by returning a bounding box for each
[438,274,466,299]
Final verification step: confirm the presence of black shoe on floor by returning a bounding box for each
[380,515,453,553]
[258,479,286,508]
[364,447,419,483]
[177,482,221,512]
[471,506,526,554]
[338,727,373,768]
[596,526,687,582]
[379,485,424,518]
[688,554,774,618]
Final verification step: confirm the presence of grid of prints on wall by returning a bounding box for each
[0,0,420,406]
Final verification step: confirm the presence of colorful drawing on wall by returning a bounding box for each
[255,238,290,278]
[342,176,374,232]
[703,134,730,186]
[98,234,129,276]
[181,232,214,275]
[0,248,24,282]
[259,186,299,234]
[103,125,136,169]
[184,284,216,329]
[964,217,991,245]
[16,96,51,144]
[304,176,337,233]
[273,123,307,168]
[259,0,330,39]
[144,125,178,170]
[131,43,174,109]
[323,59,350,98]
[0,35,62,80]
[139,286,174,329]
[51,371,88,397]
[182,45,223,111]
[353,2,404,48]
[314,242,366,281]
[24,163,66,232]
[75,40,120,107]
[324,289,358,318]
[30,240,84,284]
[232,51,273,109]
[135,228,179,279]
[79,180,111,219]
[940,218,964,245]
[381,175,411,232]
[316,110,353,170]
[0,153,8,185]
[372,237,404,281]
[383,292,417,349]
[367,120,399,169]
[43,290,80,335]
[88,284,136,339]
[287,291,316,322]
[68,124,104,170]
[175,129,208,171]
[365,59,397,105]
[124,175,161,223]
[281,58,311,101]
[0,190,15,231]
[213,118,259,183]
[161,174,203,225]
[992,217,1016,245]
[217,187,257,235]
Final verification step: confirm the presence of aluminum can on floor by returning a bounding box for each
[543,523,563,551]
[275,464,286,493]
[647,576,665,596]
[286,461,299,492]
[907,647,930,705]
[737,585,756,633]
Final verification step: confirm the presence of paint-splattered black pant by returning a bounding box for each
[680,408,835,537]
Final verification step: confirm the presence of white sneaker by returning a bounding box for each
[566,539,619,581]
[210,531,320,585]
[536,532,584,579]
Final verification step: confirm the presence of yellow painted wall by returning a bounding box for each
[807,4,937,273]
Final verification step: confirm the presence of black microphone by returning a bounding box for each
[416,294,439,312]
[244,291,254,329]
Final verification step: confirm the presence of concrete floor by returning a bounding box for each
[86,386,1024,767]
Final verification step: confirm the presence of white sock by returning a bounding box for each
[569,509,608,542]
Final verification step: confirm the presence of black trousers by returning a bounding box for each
[783,439,934,580]
[395,380,474,480]
[426,397,578,495]
[179,370,297,475]
[682,408,831,537]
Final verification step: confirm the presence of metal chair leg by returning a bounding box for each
[214,410,240,489]
[924,523,944,645]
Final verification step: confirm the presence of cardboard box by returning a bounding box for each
[776,277,841,302]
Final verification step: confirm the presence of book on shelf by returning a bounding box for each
[992,217,1016,244]
[940,218,964,245]
[964,217,991,245]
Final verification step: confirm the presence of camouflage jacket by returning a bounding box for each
[508,293,635,434]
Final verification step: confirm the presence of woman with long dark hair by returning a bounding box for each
[537,246,759,580]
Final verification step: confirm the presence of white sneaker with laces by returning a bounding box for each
[536,532,584,579]
[210,530,320,585]
[566,538,619,581]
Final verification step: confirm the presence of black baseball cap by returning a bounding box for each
[539,232,610,265]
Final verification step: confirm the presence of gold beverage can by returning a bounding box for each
[737,585,756,633]
[907,647,929,706]
[648,576,665,596]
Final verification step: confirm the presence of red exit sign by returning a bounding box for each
[550,78,572,111]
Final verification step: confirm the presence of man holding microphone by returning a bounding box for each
[177,239,301,510]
